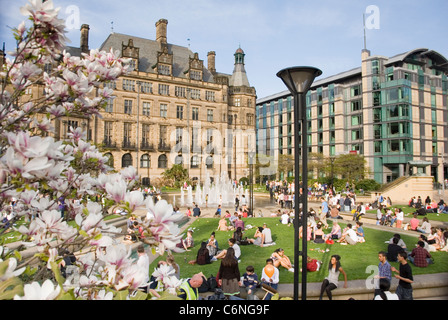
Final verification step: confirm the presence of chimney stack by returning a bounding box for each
[80,24,90,53]
[155,19,168,46]
[207,51,216,74]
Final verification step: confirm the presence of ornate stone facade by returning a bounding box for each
[59,19,257,186]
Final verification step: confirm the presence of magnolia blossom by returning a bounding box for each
[151,264,175,283]
[0,258,26,282]
[105,178,127,203]
[0,0,184,300]
[124,190,145,212]
[14,279,61,300]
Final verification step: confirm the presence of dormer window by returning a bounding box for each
[158,64,171,76]
[190,70,202,81]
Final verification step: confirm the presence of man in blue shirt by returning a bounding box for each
[374,251,392,297]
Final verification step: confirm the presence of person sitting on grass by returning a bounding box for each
[306,256,322,272]
[337,223,358,245]
[313,223,325,243]
[217,216,233,231]
[211,238,241,262]
[356,221,365,243]
[409,240,433,267]
[325,221,342,241]
[270,248,294,272]
[247,227,265,246]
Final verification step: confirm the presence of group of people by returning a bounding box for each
[408,195,448,214]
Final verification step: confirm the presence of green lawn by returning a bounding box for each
[151,217,448,283]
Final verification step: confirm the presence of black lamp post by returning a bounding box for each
[277,66,322,300]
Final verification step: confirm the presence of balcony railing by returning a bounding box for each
[158,141,171,152]
[140,142,155,151]
[122,140,137,150]
[103,139,118,149]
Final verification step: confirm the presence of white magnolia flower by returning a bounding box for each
[14,279,61,300]
[124,190,145,211]
[105,178,127,203]
[0,258,26,282]
[151,264,175,282]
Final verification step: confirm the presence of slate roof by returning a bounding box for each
[97,32,218,83]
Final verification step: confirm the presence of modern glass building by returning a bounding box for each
[256,48,448,184]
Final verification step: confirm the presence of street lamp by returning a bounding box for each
[277,66,322,301]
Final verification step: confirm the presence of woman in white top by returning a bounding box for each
[417,217,431,234]
[319,255,347,300]
[395,208,404,229]
[374,278,399,300]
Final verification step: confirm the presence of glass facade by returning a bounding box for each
[256,49,448,184]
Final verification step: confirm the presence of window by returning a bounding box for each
[206,156,213,169]
[191,127,199,153]
[141,82,152,93]
[192,107,199,120]
[122,79,135,91]
[123,123,132,144]
[158,64,171,75]
[190,70,202,80]
[175,86,186,98]
[389,123,400,135]
[160,104,168,118]
[142,124,150,145]
[207,109,213,122]
[351,129,362,140]
[388,140,400,152]
[176,105,183,120]
[142,102,150,116]
[351,85,361,97]
[158,84,169,95]
[104,152,114,167]
[140,154,150,168]
[351,115,362,126]
[374,141,382,153]
[191,155,199,168]
[104,81,116,90]
[158,154,167,168]
[124,100,132,114]
[351,100,362,111]
[205,91,215,102]
[190,89,200,100]
[105,98,114,113]
[104,121,113,144]
[234,98,241,106]
[372,60,379,75]
[247,113,254,126]
[174,155,183,165]
[122,153,133,168]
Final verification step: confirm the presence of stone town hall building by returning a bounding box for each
[61,20,257,186]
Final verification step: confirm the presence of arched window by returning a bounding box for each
[190,155,199,168]
[122,153,133,168]
[140,154,150,168]
[206,156,213,169]
[158,154,167,168]
[174,154,183,165]
[104,152,114,168]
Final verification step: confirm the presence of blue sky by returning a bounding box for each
[1,0,447,98]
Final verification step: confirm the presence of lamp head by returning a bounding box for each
[276,66,322,94]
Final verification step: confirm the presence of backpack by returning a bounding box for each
[198,276,210,293]
[207,275,218,292]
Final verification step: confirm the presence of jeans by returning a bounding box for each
[396,285,413,300]
[262,282,278,300]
